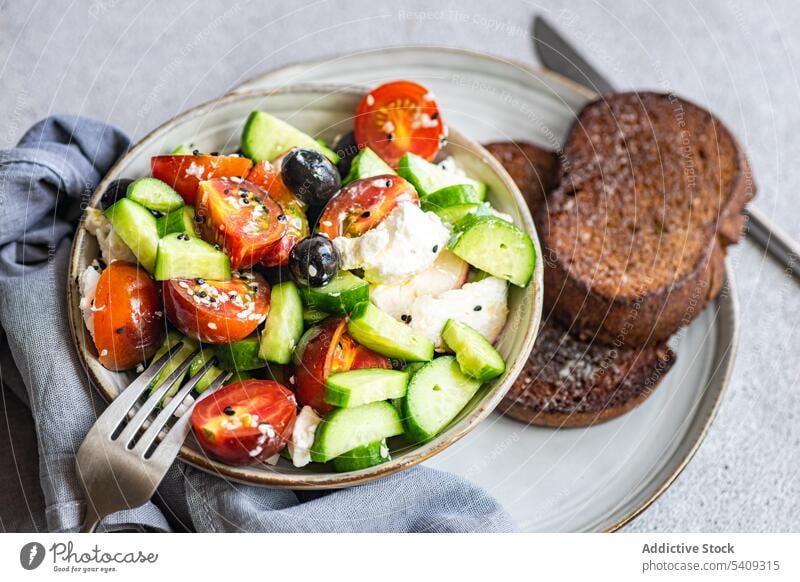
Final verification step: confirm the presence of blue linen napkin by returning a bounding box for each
[0,116,514,533]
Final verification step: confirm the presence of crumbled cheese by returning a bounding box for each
[78,264,102,338]
[288,406,322,468]
[184,161,205,179]
[333,202,450,283]
[410,276,509,347]
[83,208,136,264]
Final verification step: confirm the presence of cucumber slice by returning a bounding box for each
[170,144,192,154]
[344,147,395,183]
[448,214,535,287]
[348,302,434,362]
[259,281,304,364]
[441,319,505,382]
[126,177,184,213]
[324,368,409,408]
[188,350,250,393]
[421,184,482,211]
[433,203,481,225]
[104,198,160,272]
[241,111,339,164]
[156,205,197,237]
[397,152,487,199]
[303,308,329,328]
[310,401,404,463]
[332,439,391,472]
[403,356,482,442]
[154,233,231,281]
[298,271,369,314]
[215,335,267,371]
[148,332,199,399]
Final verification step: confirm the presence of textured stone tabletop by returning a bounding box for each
[1,0,798,532]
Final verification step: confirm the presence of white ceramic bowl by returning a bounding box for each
[67,85,543,488]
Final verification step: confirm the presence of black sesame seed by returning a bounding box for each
[474,305,482,311]
[195,278,205,285]
[197,291,208,298]
[361,211,371,218]
[277,214,287,222]
[432,245,439,253]
[210,151,220,156]
[400,314,408,322]
[214,244,222,251]
[431,112,439,121]
[337,342,343,351]
[387,133,394,142]
[209,297,217,303]
[385,179,392,187]
[192,149,201,155]
[115,326,127,334]
[242,198,249,205]
[223,406,235,416]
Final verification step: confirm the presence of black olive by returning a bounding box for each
[281,149,341,206]
[98,178,134,209]
[332,131,360,177]
[289,235,338,287]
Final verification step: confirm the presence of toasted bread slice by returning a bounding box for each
[499,316,675,427]
[484,141,559,218]
[542,92,754,345]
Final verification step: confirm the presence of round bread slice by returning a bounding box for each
[499,316,675,427]
[543,92,754,345]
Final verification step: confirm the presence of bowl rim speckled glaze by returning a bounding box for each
[67,84,544,489]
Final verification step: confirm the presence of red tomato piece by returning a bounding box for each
[292,318,391,414]
[192,379,297,466]
[92,262,163,371]
[246,161,310,266]
[150,154,253,205]
[195,178,285,269]
[317,175,418,239]
[163,272,270,344]
[354,81,446,167]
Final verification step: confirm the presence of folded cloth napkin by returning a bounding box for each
[0,116,514,533]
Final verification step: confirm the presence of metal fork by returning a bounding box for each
[75,342,231,532]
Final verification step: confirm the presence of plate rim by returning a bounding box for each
[66,83,544,490]
[231,45,741,532]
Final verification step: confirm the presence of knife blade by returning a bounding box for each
[532,15,800,281]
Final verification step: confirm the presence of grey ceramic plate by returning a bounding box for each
[67,86,543,490]
[232,47,739,532]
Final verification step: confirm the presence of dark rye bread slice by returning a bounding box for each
[499,316,675,427]
[544,92,755,346]
[483,140,675,426]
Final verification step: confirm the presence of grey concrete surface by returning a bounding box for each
[1,0,798,531]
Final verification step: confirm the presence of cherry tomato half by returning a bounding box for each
[246,161,310,266]
[354,81,446,167]
[150,154,253,205]
[92,262,163,371]
[195,178,285,269]
[163,272,270,344]
[292,317,391,414]
[317,175,418,239]
[192,379,297,465]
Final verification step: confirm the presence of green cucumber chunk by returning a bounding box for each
[433,203,481,225]
[347,302,434,362]
[448,214,535,287]
[215,335,268,371]
[188,350,250,393]
[104,198,160,272]
[403,356,482,442]
[170,144,192,154]
[298,271,369,314]
[303,308,329,328]
[324,368,409,408]
[311,401,404,463]
[154,233,231,281]
[441,319,505,382]
[148,332,199,399]
[397,152,487,199]
[421,184,482,211]
[241,111,339,164]
[259,281,304,364]
[126,177,184,213]
[156,205,197,237]
[344,147,395,183]
[332,439,391,472]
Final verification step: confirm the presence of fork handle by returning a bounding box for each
[80,504,102,533]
